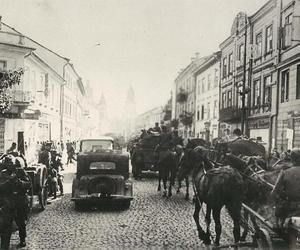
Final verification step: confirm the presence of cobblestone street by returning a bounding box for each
[8,165,241,250]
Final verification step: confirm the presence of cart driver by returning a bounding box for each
[271,148,300,227]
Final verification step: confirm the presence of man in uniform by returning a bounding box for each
[170,130,183,150]
[153,125,172,169]
[272,148,300,227]
[0,155,31,249]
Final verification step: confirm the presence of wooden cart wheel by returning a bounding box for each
[256,228,273,250]
[38,167,48,211]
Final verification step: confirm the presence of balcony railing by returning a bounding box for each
[8,90,32,104]
[219,106,242,122]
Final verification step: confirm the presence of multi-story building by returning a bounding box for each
[0,19,86,155]
[135,106,164,132]
[276,0,300,150]
[173,55,209,139]
[219,12,251,138]
[194,52,221,141]
[247,0,279,153]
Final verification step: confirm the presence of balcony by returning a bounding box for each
[8,90,32,105]
[219,106,242,123]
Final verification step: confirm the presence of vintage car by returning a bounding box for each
[71,137,133,210]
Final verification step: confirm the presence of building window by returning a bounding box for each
[228,53,233,74]
[221,92,226,109]
[255,33,262,57]
[0,60,7,70]
[238,44,244,63]
[263,75,272,105]
[266,25,273,53]
[222,57,227,78]
[285,13,293,25]
[297,65,300,99]
[207,102,210,119]
[201,105,205,120]
[197,106,200,121]
[207,74,211,91]
[253,79,261,107]
[213,100,218,118]
[281,70,289,103]
[227,90,232,107]
[214,69,219,88]
[202,78,205,93]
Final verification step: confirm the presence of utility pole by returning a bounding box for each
[241,14,248,135]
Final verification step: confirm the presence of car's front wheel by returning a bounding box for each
[121,201,131,210]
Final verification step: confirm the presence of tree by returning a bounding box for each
[0,68,24,113]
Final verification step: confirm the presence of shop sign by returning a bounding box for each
[248,118,270,129]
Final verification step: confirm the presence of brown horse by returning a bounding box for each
[177,146,244,246]
[157,150,178,197]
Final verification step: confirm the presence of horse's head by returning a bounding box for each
[177,146,208,181]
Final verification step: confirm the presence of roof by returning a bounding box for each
[80,136,114,141]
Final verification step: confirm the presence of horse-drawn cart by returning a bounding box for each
[25,163,48,211]
[239,203,300,249]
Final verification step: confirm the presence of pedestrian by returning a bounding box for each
[170,129,184,149]
[0,154,31,249]
[152,122,161,133]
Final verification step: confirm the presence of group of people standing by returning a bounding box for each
[0,144,31,249]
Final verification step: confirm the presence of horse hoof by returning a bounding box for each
[157,188,161,192]
[185,195,189,200]
[163,190,167,197]
[176,189,180,194]
[168,192,172,197]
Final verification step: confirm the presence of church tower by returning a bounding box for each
[123,86,137,140]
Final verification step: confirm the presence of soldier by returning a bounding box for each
[0,155,31,249]
[271,148,300,227]
[152,122,162,133]
[170,130,183,149]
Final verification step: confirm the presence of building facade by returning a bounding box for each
[173,55,208,139]
[0,19,87,156]
[276,0,300,150]
[194,52,221,141]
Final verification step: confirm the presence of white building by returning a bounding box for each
[194,52,221,141]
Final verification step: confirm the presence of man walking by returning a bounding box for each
[0,155,31,249]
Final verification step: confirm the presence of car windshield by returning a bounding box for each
[80,140,113,153]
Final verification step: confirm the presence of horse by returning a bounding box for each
[224,153,283,241]
[157,150,177,197]
[177,146,244,246]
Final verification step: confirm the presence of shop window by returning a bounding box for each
[265,25,273,53]
[296,65,300,99]
[281,70,289,103]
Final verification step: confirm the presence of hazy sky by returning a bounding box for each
[1,0,267,117]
